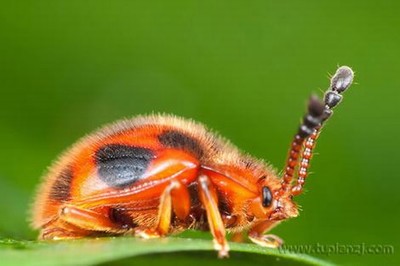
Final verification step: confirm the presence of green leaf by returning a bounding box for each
[0,236,332,266]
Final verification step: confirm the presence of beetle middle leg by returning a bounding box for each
[135,180,191,238]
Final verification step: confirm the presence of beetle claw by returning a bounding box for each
[134,228,162,239]
[248,234,283,248]
[213,239,230,258]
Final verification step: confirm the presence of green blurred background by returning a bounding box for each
[1,1,399,265]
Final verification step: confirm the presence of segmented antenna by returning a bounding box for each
[280,66,354,196]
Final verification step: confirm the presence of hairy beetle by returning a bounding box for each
[31,66,354,257]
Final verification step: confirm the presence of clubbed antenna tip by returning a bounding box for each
[331,66,354,93]
[324,66,354,119]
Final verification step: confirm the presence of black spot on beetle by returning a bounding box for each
[158,130,203,158]
[95,145,155,188]
[50,167,73,201]
[217,190,232,217]
[109,208,138,229]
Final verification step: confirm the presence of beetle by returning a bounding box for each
[31,66,354,257]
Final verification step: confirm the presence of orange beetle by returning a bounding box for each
[31,66,354,257]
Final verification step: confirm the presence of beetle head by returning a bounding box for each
[249,175,299,222]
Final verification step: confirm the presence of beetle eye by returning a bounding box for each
[262,186,273,207]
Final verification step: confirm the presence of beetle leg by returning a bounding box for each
[248,220,283,248]
[198,175,229,258]
[136,180,191,238]
[39,206,122,240]
[60,206,117,230]
[40,219,93,240]
[58,205,123,233]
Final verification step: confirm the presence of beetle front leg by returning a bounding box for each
[135,180,191,238]
[198,175,229,258]
[248,220,283,248]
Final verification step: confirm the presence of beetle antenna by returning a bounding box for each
[280,66,354,196]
